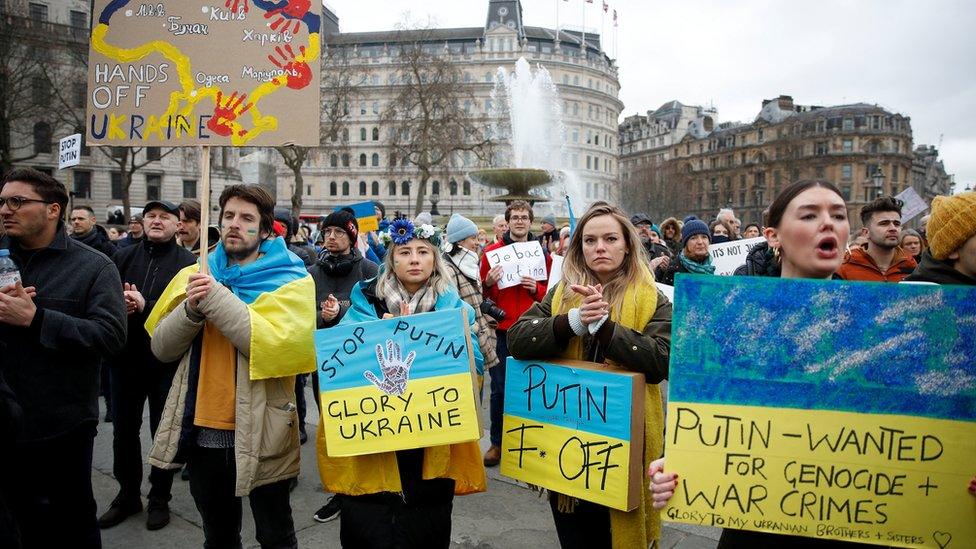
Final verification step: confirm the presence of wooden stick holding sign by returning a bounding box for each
[198,146,211,275]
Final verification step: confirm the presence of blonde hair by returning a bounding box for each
[375,239,452,298]
[559,202,654,314]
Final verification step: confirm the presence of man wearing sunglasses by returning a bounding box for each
[0,167,127,549]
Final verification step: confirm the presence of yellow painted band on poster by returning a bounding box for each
[319,372,481,457]
[501,414,632,510]
[664,401,976,548]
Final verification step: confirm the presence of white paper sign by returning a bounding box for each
[547,254,565,288]
[895,187,928,223]
[58,134,82,169]
[708,236,766,276]
[655,282,674,302]
[485,240,548,289]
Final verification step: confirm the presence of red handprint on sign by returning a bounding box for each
[225,0,248,14]
[207,91,253,137]
[264,0,310,34]
[268,44,311,90]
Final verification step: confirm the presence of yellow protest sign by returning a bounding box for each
[314,309,481,457]
[665,275,976,548]
[501,359,645,511]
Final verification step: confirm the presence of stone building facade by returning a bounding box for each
[2,0,241,222]
[620,95,926,226]
[274,0,623,218]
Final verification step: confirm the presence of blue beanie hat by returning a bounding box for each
[446,213,478,244]
[650,223,662,236]
[681,219,710,248]
[682,215,699,224]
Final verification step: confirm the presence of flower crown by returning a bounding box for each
[381,218,443,248]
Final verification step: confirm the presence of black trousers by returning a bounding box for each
[110,363,176,502]
[187,446,297,549]
[488,330,509,446]
[548,493,612,549]
[7,424,101,549]
[340,493,453,549]
[294,374,308,438]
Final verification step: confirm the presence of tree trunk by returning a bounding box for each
[291,168,304,220]
[121,158,132,225]
[413,169,430,216]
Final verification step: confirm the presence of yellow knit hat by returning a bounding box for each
[927,191,976,260]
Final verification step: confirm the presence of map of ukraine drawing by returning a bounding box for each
[87,0,321,146]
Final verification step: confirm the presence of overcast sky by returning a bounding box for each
[329,0,976,191]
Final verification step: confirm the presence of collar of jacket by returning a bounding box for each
[142,235,178,257]
[502,230,535,245]
[847,245,913,272]
[2,222,69,256]
[907,250,976,285]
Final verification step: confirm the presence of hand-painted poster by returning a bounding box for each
[86,0,321,146]
[501,359,645,511]
[314,309,482,457]
[665,275,976,548]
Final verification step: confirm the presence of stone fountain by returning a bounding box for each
[468,57,569,206]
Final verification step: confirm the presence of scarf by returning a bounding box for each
[550,281,664,549]
[378,275,439,316]
[317,249,359,277]
[447,247,481,282]
[679,250,716,274]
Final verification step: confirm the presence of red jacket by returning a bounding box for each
[837,246,917,282]
[480,233,551,331]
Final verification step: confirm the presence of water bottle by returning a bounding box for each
[0,249,21,288]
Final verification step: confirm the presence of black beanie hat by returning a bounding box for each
[322,209,359,242]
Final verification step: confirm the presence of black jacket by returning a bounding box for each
[904,250,976,285]
[71,225,117,259]
[0,227,126,441]
[111,237,196,370]
[656,258,689,286]
[734,241,781,277]
[308,248,378,328]
[117,233,143,248]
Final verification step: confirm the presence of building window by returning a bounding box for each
[449,180,457,196]
[329,181,337,196]
[868,141,879,154]
[359,181,367,195]
[463,180,471,195]
[70,9,87,28]
[111,173,123,200]
[892,164,899,182]
[359,154,366,167]
[371,127,379,141]
[360,128,367,141]
[402,181,410,196]
[306,184,312,196]
[866,163,879,178]
[757,129,764,143]
[146,175,162,201]
[842,139,853,153]
[371,153,379,167]
[842,118,854,131]
[815,141,828,156]
[342,181,349,195]
[842,185,852,200]
[371,181,379,196]
[341,154,349,167]
[33,122,52,154]
[815,166,825,178]
[73,170,92,198]
[841,164,852,180]
[431,181,440,195]
[146,147,161,161]
[32,77,49,106]
[29,2,48,21]
[388,180,396,195]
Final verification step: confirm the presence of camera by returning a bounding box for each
[480,299,506,321]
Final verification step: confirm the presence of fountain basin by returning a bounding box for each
[467,168,559,203]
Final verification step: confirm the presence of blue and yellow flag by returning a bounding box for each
[145,237,317,380]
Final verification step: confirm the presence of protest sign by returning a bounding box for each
[335,201,378,233]
[484,241,548,289]
[86,0,321,146]
[315,309,481,457]
[547,253,564,288]
[666,275,976,547]
[58,134,81,169]
[708,237,765,276]
[501,359,645,511]
[895,187,929,223]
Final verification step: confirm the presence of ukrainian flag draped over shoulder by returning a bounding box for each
[145,237,317,380]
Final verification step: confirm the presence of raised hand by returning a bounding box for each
[225,0,248,14]
[364,339,415,396]
[263,0,311,35]
[268,44,312,90]
[320,294,339,322]
[207,91,253,137]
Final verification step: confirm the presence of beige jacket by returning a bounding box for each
[147,283,300,496]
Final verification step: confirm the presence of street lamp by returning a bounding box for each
[870,167,885,199]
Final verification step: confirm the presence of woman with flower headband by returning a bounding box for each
[315,218,487,548]
[507,201,672,549]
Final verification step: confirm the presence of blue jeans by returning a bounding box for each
[488,330,509,446]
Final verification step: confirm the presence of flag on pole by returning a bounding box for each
[603,1,608,12]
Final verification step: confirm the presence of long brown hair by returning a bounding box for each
[559,202,654,314]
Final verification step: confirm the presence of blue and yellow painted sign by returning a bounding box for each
[501,359,645,511]
[665,275,976,548]
[315,309,481,457]
[335,201,379,233]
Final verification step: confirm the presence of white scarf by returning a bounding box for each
[448,247,481,282]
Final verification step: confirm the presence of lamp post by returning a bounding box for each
[870,167,885,199]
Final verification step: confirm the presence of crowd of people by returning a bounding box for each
[1,166,974,549]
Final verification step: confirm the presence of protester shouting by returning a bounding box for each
[306,208,378,524]
[98,200,196,531]
[649,179,883,548]
[1,168,127,549]
[144,185,316,549]
[508,202,671,549]
[316,218,486,548]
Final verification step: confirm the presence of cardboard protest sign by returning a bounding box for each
[335,201,378,233]
[547,253,565,288]
[895,187,928,223]
[58,134,82,169]
[666,275,976,547]
[484,241,547,290]
[708,237,765,276]
[315,309,481,457]
[501,359,645,511]
[86,0,321,146]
